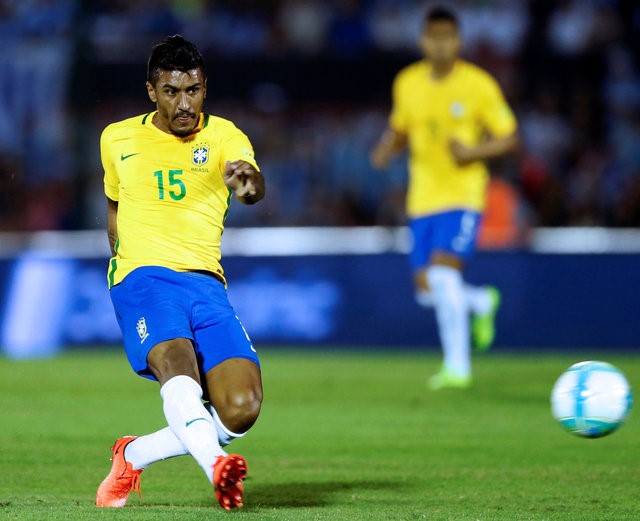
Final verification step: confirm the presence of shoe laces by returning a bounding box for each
[130,472,142,500]
[111,467,142,501]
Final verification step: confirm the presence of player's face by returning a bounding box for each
[420,20,461,66]
[146,68,207,137]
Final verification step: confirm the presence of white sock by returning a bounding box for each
[464,284,492,315]
[160,375,225,483]
[415,289,433,308]
[418,284,490,315]
[125,427,188,470]
[427,266,470,377]
[206,403,247,448]
[123,404,245,469]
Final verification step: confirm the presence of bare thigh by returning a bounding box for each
[147,338,200,386]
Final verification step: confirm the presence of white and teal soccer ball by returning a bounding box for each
[551,361,633,438]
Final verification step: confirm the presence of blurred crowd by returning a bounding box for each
[1,0,640,239]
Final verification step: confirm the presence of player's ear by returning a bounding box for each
[418,32,428,55]
[203,77,207,100]
[146,81,157,103]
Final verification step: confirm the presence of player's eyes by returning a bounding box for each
[161,86,200,96]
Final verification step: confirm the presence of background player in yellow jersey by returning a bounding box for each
[95,35,264,511]
[371,6,519,390]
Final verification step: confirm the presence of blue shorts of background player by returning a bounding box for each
[110,266,259,381]
[408,209,482,271]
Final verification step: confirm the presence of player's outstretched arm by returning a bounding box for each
[370,128,408,170]
[449,132,520,167]
[223,160,265,205]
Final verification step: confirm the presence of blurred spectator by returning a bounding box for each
[367,0,423,53]
[0,0,76,230]
[88,0,181,61]
[459,0,529,59]
[547,0,596,57]
[603,46,640,116]
[520,88,573,177]
[276,0,332,55]
[566,148,608,225]
[477,177,530,249]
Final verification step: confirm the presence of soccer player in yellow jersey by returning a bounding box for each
[371,7,518,390]
[95,36,264,511]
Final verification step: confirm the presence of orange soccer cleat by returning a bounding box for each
[96,436,143,507]
[213,454,248,511]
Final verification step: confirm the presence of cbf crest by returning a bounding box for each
[450,101,465,118]
[192,144,209,166]
[136,317,149,343]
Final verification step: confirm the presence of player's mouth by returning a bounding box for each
[175,112,195,125]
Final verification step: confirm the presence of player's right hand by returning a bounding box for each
[223,160,264,204]
[370,145,390,170]
[448,138,476,166]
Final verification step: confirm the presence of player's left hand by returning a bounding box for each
[223,160,264,203]
[448,138,477,166]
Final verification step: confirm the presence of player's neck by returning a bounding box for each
[429,60,456,80]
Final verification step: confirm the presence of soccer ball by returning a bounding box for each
[551,361,633,438]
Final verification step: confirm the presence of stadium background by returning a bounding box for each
[1,0,639,357]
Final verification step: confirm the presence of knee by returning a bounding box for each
[219,389,262,433]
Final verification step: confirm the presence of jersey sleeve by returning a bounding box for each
[101,126,120,201]
[478,75,517,138]
[218,123,260,173]
[388,72,408,133]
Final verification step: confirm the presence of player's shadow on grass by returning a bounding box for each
[136,479,400,509]
[242,479,399,509]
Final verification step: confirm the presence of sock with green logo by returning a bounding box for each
[161,375,224,483]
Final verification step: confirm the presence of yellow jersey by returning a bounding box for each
[389,59,517,217]
[102,112,259,288]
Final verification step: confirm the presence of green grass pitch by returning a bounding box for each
[1,348,639,520]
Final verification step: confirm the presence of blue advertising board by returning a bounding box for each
[1,251,639,358]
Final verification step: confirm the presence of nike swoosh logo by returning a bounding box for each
[185,417,208,427]
[120,153,140,161]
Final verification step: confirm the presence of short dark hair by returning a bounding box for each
[424,5,459,29]
[147,35,206,85]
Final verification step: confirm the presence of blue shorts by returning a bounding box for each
[408,210,482,271]
[110,266,259,381]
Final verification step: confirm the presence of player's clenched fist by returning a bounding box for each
[223,160,265,204]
